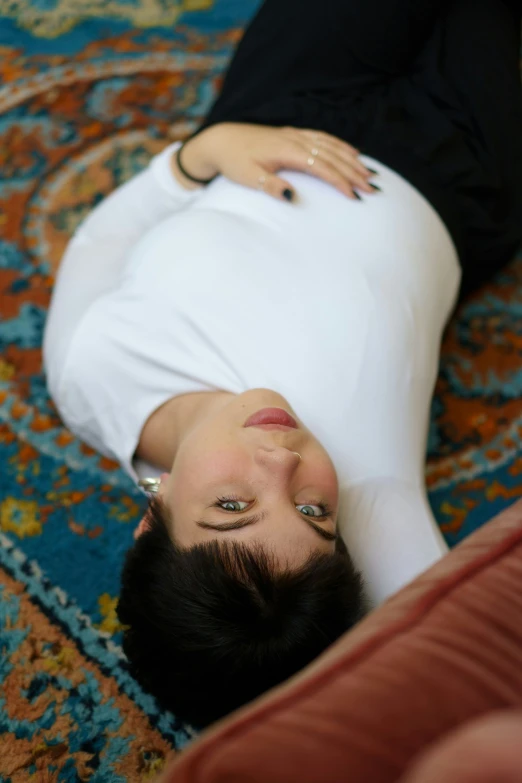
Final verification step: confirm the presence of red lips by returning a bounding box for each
[244,408,298,429]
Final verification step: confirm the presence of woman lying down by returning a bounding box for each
[43,0,522,728]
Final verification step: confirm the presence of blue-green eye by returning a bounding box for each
[296,504,328,518]
[215,498,250,512]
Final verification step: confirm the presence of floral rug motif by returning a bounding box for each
[0,0,258,778]
[0,0,521,778]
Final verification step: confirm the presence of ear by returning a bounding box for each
[133,516,151,540]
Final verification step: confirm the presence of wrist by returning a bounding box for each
[170,127,221,190]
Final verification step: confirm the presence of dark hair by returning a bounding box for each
[117,496,367,728]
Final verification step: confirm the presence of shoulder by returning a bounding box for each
[48,292,176,467]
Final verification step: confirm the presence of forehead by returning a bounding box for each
[174,448,251,483]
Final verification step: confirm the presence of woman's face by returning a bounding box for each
[138,390,339,567]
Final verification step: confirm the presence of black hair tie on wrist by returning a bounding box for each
[176,142,216,186]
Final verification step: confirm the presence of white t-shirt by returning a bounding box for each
[43,141,461,605]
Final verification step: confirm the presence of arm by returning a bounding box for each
[43,139,208,389]
[44,122,373,394]
[331,211,459,607]
[47,140,201,333]
[338,479,448,608]
[47,121,371,322]
[335,312,451,609]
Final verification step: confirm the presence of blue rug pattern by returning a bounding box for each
[0,0,521,777]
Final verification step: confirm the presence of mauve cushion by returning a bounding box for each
[398,709,522,783]
[160,499,522,783]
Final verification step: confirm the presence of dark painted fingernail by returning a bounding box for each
[367,167,378,175]
[354,191,362,200]
[283,188,293,201]
[371,184,382,192]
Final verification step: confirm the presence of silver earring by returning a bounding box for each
[138,477,161,494]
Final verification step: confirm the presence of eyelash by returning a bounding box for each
[214,496,332,518]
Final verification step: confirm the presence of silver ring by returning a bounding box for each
[258,174,267,190]
[138,477,161,494]
[292,452,302,460]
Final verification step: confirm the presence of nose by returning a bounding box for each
[255,447,301,480]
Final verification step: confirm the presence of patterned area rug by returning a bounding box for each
[0,0,521,778]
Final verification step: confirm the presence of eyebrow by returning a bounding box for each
[196,510,337,541]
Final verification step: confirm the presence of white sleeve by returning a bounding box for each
[333,251,458,608]
[332,303,450,608]
[338,478,448,608]
[43,140,201,395]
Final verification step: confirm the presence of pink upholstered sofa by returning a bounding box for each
[157,499,522,783]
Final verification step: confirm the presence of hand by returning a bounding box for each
[175,122,379,201]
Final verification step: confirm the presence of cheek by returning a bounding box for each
[170,446,248,497]
[315,456,340,506]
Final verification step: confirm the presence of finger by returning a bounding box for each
[307,159,360,199]
[281,126,371,180]
[294,138,375,181]
[252,168,296,202]
[280,126,358,159]
[275,133,357,198]
[298,129,362,162]
[301,144,378,194]
[295,153,361,199]
[298,128,360,157]
[280,140,365,198]
[306,138,375,179]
